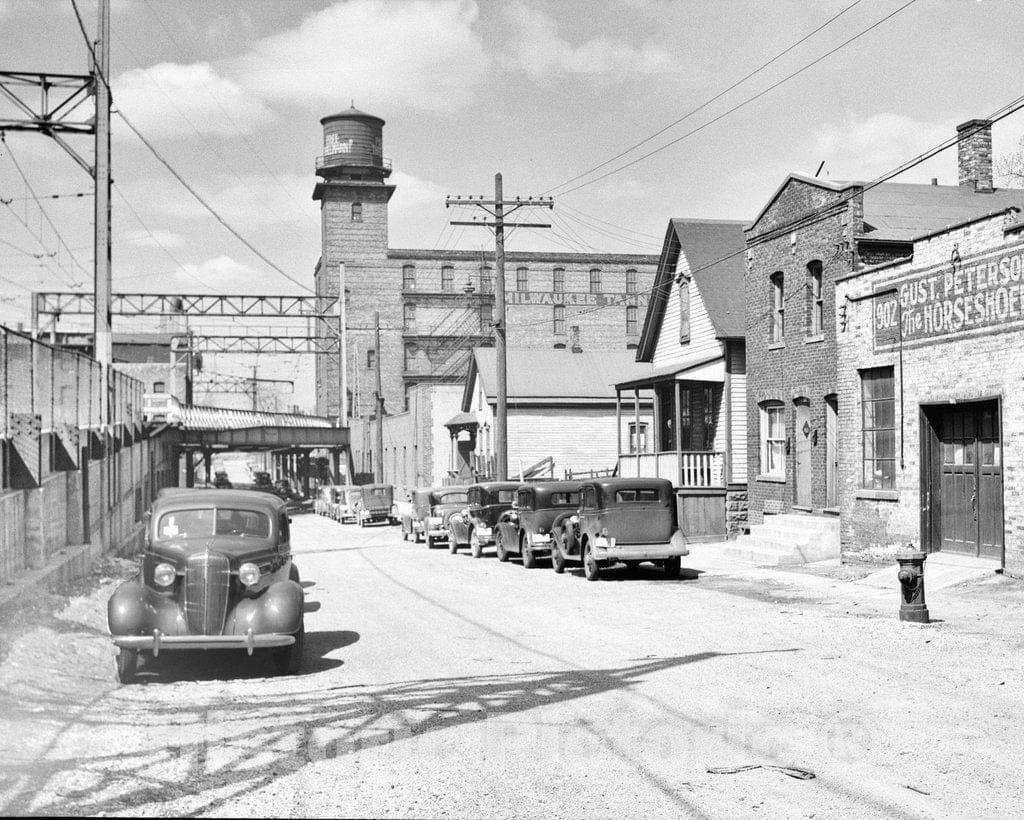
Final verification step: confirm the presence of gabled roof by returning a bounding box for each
[463,347,657,409]
[745,173,1024,243]
[636,218,747,360]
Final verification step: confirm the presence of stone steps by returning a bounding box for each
[722,513,840,566]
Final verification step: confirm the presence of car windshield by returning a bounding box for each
[156,508,271,540]
[614,488,662,503]
[435,491,468,504]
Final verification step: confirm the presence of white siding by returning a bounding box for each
[729,345,747,484]
[651,253,725,368]
[507,407,653,477]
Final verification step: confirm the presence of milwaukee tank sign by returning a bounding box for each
[505,292,649,307]
[873,241,1024,349]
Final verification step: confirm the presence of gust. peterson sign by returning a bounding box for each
[873,242,1024,349]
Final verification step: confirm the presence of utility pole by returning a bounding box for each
[251,365,258,411]
[94,0,112,373]
[338,262,347,428]
[446,176,552,481]
[374,310,384,483]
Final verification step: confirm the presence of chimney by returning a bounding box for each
[956,119,993,192]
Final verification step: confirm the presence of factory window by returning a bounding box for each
[351,202,362,222]
[441,265,454,292]
[480,266,493,294]
[152,381,165,393]
[516,267,528,292]
[769,272,784,343]
[403,264,416,290]
[553,267,564,293]
[760,401,786,478]
[626,305,638,335]
[367,350,376,369]
[403,303,416,331]
[553,304,565,335]
[590,268,602,293]
[807,261,823,335]
[678,275,691,343]
[861,367,895,489]
[480,303,493,331]
[626,269,637,294]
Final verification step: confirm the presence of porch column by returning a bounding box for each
[616,389,621,457]
[634,389,641,475]
[674,381,682,487]
[652,384,660,466]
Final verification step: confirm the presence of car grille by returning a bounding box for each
[183,552,231,635]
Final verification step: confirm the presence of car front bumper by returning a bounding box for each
[112,628,295,656]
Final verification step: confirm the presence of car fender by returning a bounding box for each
[108,580,187,637]
[225,579,304,636]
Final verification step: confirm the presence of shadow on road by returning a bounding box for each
[3,649,793,817]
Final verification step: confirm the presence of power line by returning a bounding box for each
[544,0,865,196]
[548,0,919,198]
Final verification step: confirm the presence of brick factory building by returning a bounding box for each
[311,106,657,480]
[742,118,1024,561]
[836,210,1024,577]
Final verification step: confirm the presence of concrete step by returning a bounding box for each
[761,513,840,533]
[728,513,841,565]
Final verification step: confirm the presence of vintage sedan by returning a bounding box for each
[551,477,688,581]
[494,481,581,568]
[446,481,520,557]
[357,483,396,527]
[332,487,362,523]
[107,488,304,684]
[404,487,469,548]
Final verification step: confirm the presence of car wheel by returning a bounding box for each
[469,529,483,558]
[663,556,681,580]
[496,530,509,562]
[624,560,641,574]
[116,647,138,684]
[551,533,566,574]
[521,536,536,569]
[289,562,301,583]
[426,533,435,549]
[583,540,600,581]
[448,527,459,554]
[274,623,304,675]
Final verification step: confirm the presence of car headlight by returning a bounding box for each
[153,562,176,587]
[428,516,442,526]
[238,562,260,587]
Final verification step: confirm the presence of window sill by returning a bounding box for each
[804,334,824,344]
[767,341,786,351]
[756,474,787,484]
[855,489,899,501]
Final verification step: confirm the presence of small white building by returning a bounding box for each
[449,347,655,483]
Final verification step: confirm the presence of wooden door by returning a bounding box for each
[934,401,1002,558]
[794,401,812,507]
[825,395,838,508]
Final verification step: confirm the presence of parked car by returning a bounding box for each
[494,481,580,568]
[107,488,304,684]
[315,484,342,516]
[447,481,520,557]
[213,471,232,489]
[357,483,396,526]
[332,486,362,523]
[252,471,275,493]
[551,477,688,581]
[405,487,469,547]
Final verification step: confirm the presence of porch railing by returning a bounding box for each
[617,451,724,488]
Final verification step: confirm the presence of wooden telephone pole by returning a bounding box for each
[446,176,552,481]
[374,310,384,483]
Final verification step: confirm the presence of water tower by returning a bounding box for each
[315,106,392,182]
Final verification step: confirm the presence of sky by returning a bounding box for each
[1,0,1024,409]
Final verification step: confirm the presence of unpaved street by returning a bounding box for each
[1,513,1021,818]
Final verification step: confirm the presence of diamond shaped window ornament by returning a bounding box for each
[802,421,811,438]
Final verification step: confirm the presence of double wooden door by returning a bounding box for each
[924,401,1002,559]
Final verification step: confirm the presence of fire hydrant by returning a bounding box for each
[896,550,929,623]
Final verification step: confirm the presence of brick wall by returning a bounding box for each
[744,179,856,522]
[836,213,1024,576]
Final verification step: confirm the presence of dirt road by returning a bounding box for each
[1,513,1020,817]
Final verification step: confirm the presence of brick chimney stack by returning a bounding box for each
[956,119,993,192]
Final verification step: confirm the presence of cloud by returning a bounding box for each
[387,170,451,248]
[113,62,277,138]
[122,228,188,249]
[231,0,487,112]
[172,254,264,292]
[500,1,678,79]
[812,113,949,178]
